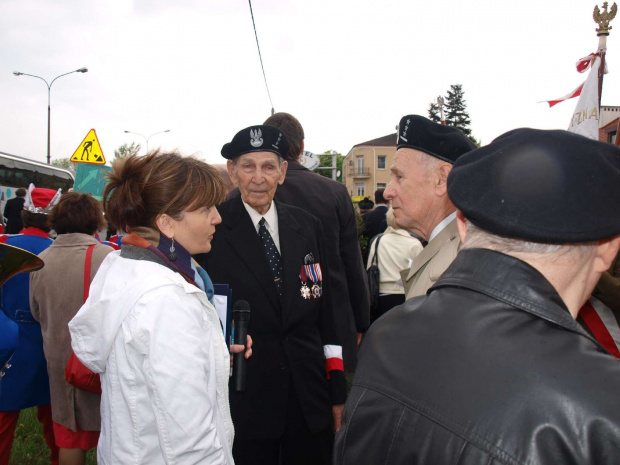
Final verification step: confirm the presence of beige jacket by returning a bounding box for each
[402,219,461,299]
[30,233,112,431]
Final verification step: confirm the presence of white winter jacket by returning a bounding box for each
[69,251,234,464]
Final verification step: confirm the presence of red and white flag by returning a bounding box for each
[567,55,600,140]
[579,297,620,358]
[544,83,585,108]
[542,53,597,107]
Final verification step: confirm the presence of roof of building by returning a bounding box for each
[353,133,397,148]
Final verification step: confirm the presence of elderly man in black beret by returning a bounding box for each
[334,128,620,464]
[196,125,346,465]
[384,115,476,299]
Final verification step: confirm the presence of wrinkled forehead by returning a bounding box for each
[392,148,426,172]
[235,151,281,166]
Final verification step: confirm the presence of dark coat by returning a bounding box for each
[362,204,388,242]
[335,248,620,465]
[197,197,345,440]
[3,197,25,234]
[230,160,370,370]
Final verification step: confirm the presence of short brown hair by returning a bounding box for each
[21,210,50,232]
[264,112,304,160]
[49,192,105,235]
[103,150,226,231]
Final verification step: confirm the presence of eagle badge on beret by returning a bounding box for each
[250,128,263,148]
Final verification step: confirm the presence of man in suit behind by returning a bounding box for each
[198,125,347,465]
[3,188,26,234]
[384,115,475,299]
[261,112,369,368]
[362,189,388,241]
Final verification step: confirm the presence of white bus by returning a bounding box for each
[0,152,74,218]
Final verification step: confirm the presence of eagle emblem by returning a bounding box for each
[593,2,617,36]
[250,129,263,147]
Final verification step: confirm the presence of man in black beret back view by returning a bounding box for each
[335,128,620,464]
[384,115,476,299]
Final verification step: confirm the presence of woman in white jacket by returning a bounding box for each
[367,208,423,324]
[69,151,251,464]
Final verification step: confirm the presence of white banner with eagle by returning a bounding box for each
[567,55,601,140]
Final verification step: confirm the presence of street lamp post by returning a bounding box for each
[13,67,88,165]
[124,130,171,153]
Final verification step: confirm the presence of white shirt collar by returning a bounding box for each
[429,211,456,242]
[242,200,280,252]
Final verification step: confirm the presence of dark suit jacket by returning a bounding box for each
[362,204,388,241]
[229,160,370,370]
[3,197,25,234]
[196,197,345,440]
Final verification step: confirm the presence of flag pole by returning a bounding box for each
[593,2,617,107]
[437,96,446,126]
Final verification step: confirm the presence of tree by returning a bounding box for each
[316,150,344,182]
[445,84,472,137]
[427,84,479,146]
[51,157,76,175]
[428,102,441,123]
[113,142,141,161]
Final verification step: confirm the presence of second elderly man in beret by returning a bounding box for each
[197,125,346,465]
[384,115,475,299]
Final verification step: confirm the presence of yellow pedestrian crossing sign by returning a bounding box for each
[70,129,106,165]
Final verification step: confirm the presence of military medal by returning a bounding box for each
[311,284,322,298]
[300,255,323,299]
[304,261,322,299]
[301,283,311,299]
[299,265,311,299]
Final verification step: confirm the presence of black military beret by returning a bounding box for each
[358,197,374,210]
[396,115,476,163]
[221,125,289,160]
[448,128,620,243]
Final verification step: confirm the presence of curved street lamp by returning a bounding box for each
[124,129,170,153]
[13,67,88,165]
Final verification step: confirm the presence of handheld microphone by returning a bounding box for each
[232,300,251,392]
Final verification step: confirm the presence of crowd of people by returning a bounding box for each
[0,112,619,465]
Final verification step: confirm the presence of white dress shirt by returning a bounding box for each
[242,200,281,253]
[429,211,457,243]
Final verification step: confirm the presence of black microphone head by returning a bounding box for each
[233,300,251,322]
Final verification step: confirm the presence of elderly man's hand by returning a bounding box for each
[230,335,253,367]
[333,404,345,433]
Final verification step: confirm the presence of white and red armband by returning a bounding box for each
[324,344,344,376]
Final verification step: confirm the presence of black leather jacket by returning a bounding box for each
[335,248,620,465]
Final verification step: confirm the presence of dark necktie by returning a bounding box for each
[258,217,284,295]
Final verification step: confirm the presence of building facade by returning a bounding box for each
[599,106,620,144]
[343,133,396,200]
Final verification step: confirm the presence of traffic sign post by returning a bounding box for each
[70,129,106,165]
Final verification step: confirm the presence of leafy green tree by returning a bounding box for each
[317,150,344,182]
[113,142,141,161]
[428,102,441,123]
[51,157,76,175]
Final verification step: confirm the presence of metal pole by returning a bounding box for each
[597,35,607,108]
[593,2,616,107]
[125,130,170,154]
[47,87,51,165]
[13,68,88,164]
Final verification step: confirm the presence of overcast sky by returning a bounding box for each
[1,0,617,166]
